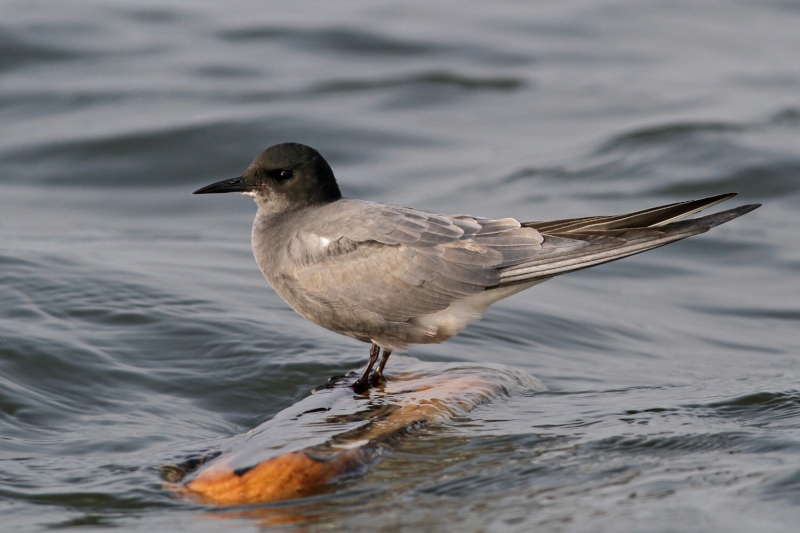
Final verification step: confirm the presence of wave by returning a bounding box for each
[216,25,530,66]
[0,118,428,187]
[596,121,746,154]
[651,161,800,199]
[0,28,82,73]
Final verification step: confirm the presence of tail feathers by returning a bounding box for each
[495,203,760,287]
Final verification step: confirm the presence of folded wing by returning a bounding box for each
[285,201,549,327]
[284,195,759,330]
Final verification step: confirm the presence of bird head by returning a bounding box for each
[194,143,342,213]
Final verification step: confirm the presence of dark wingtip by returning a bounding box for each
[694,203,761,229]
[714,192,737,199]
[731,203,761,215]
[693,192,737,203]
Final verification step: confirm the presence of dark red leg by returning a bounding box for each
[370,348,392,385]
[352,343,381,392]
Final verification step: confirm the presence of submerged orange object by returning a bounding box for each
[165,357,544,506]
[181,448,371,505]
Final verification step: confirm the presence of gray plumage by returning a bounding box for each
[194,143,760,390]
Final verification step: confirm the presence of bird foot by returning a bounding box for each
[352,377,371,394]
[368,371,386,387]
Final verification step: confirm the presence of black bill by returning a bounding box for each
[193,176,253,194]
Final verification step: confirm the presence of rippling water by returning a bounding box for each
[2,1,799,531]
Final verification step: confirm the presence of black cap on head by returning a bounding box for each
[194,143,342,212]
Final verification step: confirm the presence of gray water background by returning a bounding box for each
[1,0,800,531]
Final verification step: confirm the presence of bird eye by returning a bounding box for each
[278,169,293,180]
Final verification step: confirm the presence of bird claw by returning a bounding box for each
[352,377,371,394]
[368,371,386,387]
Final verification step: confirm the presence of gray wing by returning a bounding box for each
[284,195,759,324]
[285,200,558,323]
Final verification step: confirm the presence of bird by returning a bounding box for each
[194,142,760,392]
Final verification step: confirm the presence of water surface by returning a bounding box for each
[1,1,799,531]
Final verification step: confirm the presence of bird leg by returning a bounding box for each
[353,343,381,392]
[370,348,392,385]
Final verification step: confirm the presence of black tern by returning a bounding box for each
[194,143,760,392]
